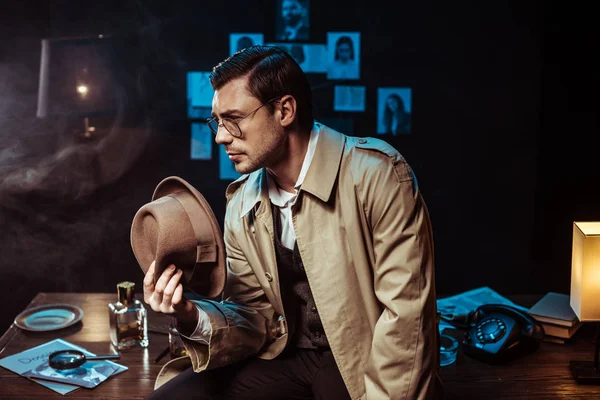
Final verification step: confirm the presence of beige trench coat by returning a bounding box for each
[181,123,442,399]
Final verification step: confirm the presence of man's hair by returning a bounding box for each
[334,36,355,61]
[209,45,313,132]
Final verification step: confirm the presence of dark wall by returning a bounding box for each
[529,4,600,293]
[1,1,593,334]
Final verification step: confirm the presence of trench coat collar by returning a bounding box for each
[239,122,345,219]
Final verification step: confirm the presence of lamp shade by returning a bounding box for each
[570,221,600,322]
[37,35,125,118]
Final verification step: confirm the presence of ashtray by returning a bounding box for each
[439,333,458,366]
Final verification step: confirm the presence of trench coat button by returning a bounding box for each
[358,139,367,144]
[310,306,317,313]
[265,272,273,282]
[314,331,322,338]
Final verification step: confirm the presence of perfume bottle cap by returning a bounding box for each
[117,281,135,305]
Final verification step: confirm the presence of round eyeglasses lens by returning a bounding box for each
[207,120,219,135]
[222,120,242,138]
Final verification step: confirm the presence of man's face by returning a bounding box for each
[282,0,303,26]
[212,78,286,174]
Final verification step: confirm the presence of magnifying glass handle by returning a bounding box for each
[86,354,121,361]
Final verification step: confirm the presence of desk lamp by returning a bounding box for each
[570,221,600,384]
[36,35,124,139]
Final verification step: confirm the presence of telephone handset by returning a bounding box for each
[462,304,545,363]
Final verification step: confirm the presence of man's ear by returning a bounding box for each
[278,95,297,128]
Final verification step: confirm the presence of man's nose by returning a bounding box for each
[214,126,233,145]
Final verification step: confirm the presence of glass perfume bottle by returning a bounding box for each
[108,281,149,350]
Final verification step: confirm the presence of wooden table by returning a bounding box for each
[1,293,600,399]
[0,293,172,399]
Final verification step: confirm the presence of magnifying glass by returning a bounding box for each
[48,350,120,370]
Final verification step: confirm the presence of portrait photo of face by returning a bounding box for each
[229,33,264,56]
[377,87,412,135]
[275,0,310,41]
[327,32,360,80]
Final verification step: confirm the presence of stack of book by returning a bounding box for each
[528,292,583,344]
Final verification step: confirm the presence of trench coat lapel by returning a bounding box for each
[241,169,283,314]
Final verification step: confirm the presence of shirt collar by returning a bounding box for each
[267,124,319,207]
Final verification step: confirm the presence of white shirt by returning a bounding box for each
[267,124,320,249]
[181,123,320,341]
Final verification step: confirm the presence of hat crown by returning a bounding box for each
[130,177,226,298]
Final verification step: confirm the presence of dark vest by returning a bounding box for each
[272,204,329,349]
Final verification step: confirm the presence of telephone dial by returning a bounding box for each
[462,304,545,363]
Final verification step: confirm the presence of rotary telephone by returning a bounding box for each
[462,304,545,363]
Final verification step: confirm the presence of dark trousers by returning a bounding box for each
[147,349,351,400]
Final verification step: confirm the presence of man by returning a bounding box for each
[145,46,442,399]
[276,0,309,41]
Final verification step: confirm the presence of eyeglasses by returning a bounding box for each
[206,98,280,138]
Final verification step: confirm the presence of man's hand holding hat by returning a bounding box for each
[131,176,227,333]
[131,176,226,300]
[143,261,198,325]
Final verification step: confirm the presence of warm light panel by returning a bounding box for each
[570,221,600,321]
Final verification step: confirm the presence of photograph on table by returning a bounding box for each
[190,122,212,160]
[377,87,412,135]
[219,145,242,181]
[275,0,310,41]
[333,85,366,112]
[327,32,361,80]
[229,33,264,56]
[23,361,118,389]
[187,71,213,118]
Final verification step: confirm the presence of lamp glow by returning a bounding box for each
[77,85,89,97]
[569,221,600,384]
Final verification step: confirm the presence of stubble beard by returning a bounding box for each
[233,128,286,175]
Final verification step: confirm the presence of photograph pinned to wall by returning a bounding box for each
[327,32,360,80]
[188,106,210,120]
[317,118,354,135]
[187,72,213,118]
[333,85,366,112]
[377,87,412,135]
[219,146,242,181]
[190,123,212,160]
[266,43,327,73]
[229,33,264,56]
[267,43,307,68]
[300,44,327,73]
[275,0,310,41]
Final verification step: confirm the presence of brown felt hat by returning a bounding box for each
[130,176,226,298]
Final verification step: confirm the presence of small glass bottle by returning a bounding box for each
[108,281,149,350]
